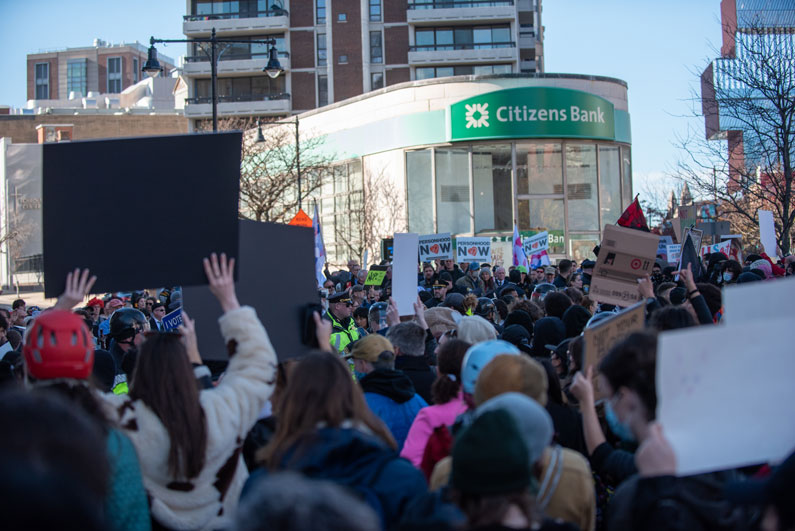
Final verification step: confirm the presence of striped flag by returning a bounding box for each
[512,224,529,269]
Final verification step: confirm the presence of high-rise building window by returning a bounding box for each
[133,57,140,83]
[415,63,511,80]
[369,0,381,21]
[414,25,512,51]
[370,31,383,64]
[371,72,384,90]
[316,34,327,66]
[108,57,123,93]
[318,74,328,106]
[339,55,348,64]
[316,0,326,23]
[67,59,87,97]
[35,63,49,100]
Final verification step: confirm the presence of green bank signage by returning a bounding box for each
[449,87,616,142]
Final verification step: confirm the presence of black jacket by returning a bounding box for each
[394,355,435,405]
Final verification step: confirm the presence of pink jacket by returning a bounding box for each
[399,393,469,467]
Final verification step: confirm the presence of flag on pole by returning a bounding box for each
[512,224,529,269]
[312,204,326,287]
[617,195,650,232]
[530,249,550,268]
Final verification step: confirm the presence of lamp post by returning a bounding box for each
[143,28,285,132]
[257,117,302,211]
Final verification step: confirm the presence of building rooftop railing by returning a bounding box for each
[184,8,288,22]
[185,51,289,62]
[409,42,516,51]
[408,0,513,8]
[186,93,290,104]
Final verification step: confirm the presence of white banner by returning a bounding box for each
[392,233,420,316]
[758,209,777,257]
[418,233,453,261]
[522,231,549,257]
[666,244,682,264]
[456,237,491,263]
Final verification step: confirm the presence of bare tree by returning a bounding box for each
[196,117,335,223]
[674,19,795,254]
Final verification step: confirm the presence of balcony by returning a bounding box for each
[408,43,516,65]
[518,25,536,48]
[183,52,290,77]
[407,0,515,24]
[184,93,291,118]
[184,9,289,36]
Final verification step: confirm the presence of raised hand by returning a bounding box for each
[386,297,400,328]
[54,268,97,310]
[570,366,596,407]
[313,311,332,352]
[637,274,655,300]
[413,295,428,330]
[179,310,202,364]
[202,253,240,312]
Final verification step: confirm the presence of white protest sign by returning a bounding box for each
[666,244,681,264]
[522,231,549,257]
[657,318,795,476]
[418,233,453,262]
[758,209,777,256]
[392,233,419,316]
[456,237,491,263]
[700,240,731,259]
[722,275,795,325]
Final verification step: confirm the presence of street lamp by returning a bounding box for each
[145,28,285,132]
[257,117,302,210]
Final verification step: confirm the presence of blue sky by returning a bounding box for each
[1,0,723,193]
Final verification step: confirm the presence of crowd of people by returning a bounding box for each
[0,245,793,531]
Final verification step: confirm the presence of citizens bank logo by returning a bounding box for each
[465,103,489,128]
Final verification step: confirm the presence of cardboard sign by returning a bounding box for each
[183,220,318,361]
[392,233,419,316]
[657,318,795,476]
[722,275,795,325]
[666,244,682,265]
[700,240,731,259]
[583,302,646,400]
[456,237,492,263]
[419,233,453,262]
[162,308,184,331]
[589,225,660,307]
[758,209,777,256]
[364,265,388,287]
[522,231,549,257]
[42,133,241,297]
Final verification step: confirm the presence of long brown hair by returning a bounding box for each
[431,339,470,405]
[257,351,396,468]
[451,490,538,528]
[129,333,207,479]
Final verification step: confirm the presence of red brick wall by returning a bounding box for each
[291,31,316,69]
[386,67,410,86]
[98,51,147,93]
[0,114,188,144]
[720,0,737,58]
[291,71,316,110]
[384,0,407,23]
[291,0,314,27]
[27,57,58,100]
[384,26,409,65]
[331,0,363,102]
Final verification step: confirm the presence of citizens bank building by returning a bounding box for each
[257,74,632,265]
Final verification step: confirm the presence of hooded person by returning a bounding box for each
[530,317,566,358]
[346,334,428,450]
[502,310,534,338]
[561,305,591,339]
[500,324,533,355]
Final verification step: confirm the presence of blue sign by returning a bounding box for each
[162,308,183,331]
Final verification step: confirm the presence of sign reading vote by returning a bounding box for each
[456,237,491,263]
[419,233,453,261]
[162,308,184,331]
[450,87,616,142]
[523,231,549,256]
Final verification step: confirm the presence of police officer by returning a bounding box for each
[326,292,360,353]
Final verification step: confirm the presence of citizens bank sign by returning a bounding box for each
[449,87,616,141]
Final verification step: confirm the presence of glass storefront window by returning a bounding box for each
[472,144,512,233]
[565,144,599,231]
[568,234,599,263]
[516,143,562,195]
[621,145,632,209]
[406,150,434,234]
[517,198,565,255]
[598,146,621,226]
[436,148,471,235]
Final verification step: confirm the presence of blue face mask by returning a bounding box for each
[722,272,734,283]
[605,401,635,443]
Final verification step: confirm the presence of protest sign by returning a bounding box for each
[681,226,703,256]
[666,244,682,265]
[364,265,388,287]
[42,133,241,297]
[589,225,660,306]
[523,231,549,256]
[184,220,317,361]
[720,234,743,262]
[657,318,795,476]
[419,233,453,261]
[700,240,731,259]
[161,308,184,331]
[392,233,419,316]
[758,209,777,256]
[583,302,646,400]
[722,275,795,325]
[656,236,673,262]
[456,237,491,263]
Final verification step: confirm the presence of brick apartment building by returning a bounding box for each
[26,40,176,102]
[181,0,544,126]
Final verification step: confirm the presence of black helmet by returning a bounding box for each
[368,302,388,323]
[109,308,148,343]
[475,297,495,318]
[531,283,557,301]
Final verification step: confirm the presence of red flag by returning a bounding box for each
[617,195,650,232]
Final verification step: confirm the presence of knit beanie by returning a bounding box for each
[457,315,497,344]
[562,305,592,339]
[451,409,530,495]
[474,354,548,407]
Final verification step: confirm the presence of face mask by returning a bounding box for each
[354,371,368,381]
[605,401,636,443]
[722,272,734,282]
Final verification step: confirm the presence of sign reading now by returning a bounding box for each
[456,237,491,263]
[450,87,616,142]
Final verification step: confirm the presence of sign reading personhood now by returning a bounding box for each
[419,233,453,262]
[589,225,660,307]
[450,87,616,142]
[456,237,491,263]
[522,231,549,256]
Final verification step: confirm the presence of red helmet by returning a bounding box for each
[23,310,94,381]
